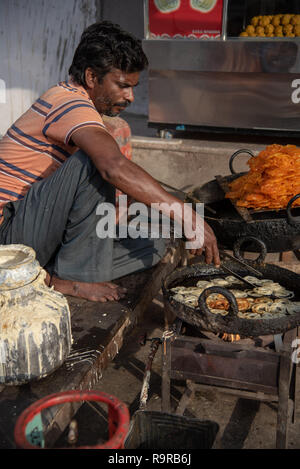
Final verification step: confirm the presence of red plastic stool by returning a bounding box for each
[14,390,130,449]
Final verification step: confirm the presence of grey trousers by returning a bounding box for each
[0,150,166,282]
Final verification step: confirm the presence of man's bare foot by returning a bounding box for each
[45,273,127,302]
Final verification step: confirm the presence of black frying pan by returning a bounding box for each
[187,149,300,253]
[162,256,300,337]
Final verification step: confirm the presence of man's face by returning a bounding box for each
[89,68,140,117]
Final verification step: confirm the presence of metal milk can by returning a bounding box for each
[0,244,72,385]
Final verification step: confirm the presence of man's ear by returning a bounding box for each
[85,68,97,89]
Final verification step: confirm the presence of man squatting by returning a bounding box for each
[0,21,220,303]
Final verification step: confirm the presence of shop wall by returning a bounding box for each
[0,0,147,137]
[100,0,148,117]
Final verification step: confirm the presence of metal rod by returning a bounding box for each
[221,0,229,41]
[219,250,263,277]
[139,338,161,411]
[143,0,149,40]
[220,264,256,288]
[157,179,216,215]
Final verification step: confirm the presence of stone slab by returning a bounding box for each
[131,136,263,192]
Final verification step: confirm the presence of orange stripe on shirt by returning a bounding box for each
[0,81,106,216]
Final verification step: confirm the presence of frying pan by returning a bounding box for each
[187,149,300,253]
[162,255,300,337]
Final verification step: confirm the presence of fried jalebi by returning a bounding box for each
[207,297,250,312]
[226,144,300,210]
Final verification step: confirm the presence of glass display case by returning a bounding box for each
[225,0,300,38]
[143,0,300,136]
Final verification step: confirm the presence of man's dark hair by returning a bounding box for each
[69,21,148,86]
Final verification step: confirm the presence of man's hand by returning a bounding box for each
[186,219,220,266]
[183,205,220,267]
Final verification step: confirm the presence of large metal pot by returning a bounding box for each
[162,255,300,337]
[0,244,72,385]
[188,149,300,253]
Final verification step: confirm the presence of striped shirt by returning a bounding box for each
[0,81,107,217]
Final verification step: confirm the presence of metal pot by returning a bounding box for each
[162,255,300,337]
[187,149,300,253]
[0,244,72,385]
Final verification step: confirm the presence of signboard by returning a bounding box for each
[148,0,224,39]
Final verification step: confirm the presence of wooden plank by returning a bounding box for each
[291,327,299,424]
[175,380,195,415]
[215,174,253,223]
[170,370,279,395]
[173,336,279,364]
[170,337,280,392]
[276,328,297,449]
[200,330,275,348]
[193,383,279,403]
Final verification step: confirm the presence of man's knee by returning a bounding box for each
[154,237,167,259]
[68,149,95,173]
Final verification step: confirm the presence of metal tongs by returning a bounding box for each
[219,249,263,288]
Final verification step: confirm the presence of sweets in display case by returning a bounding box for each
[240,14,300,37]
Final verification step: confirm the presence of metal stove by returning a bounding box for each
[160,317,299,449]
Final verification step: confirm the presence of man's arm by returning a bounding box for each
[71,126,220,266]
